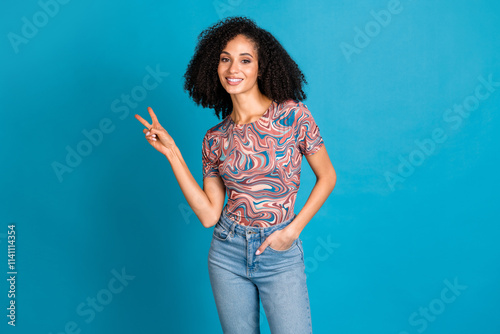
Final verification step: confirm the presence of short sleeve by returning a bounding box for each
[202,131,220,178]
[296,103,324,156]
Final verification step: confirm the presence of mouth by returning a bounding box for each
[226,77,243,86]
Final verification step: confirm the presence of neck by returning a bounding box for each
[229,89,273,124]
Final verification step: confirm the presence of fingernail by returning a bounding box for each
[146,131,150,135]
[255,250,261,255]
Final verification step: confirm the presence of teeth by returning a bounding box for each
[228,78,243,82]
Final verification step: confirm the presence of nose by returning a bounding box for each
[228,60,239,74]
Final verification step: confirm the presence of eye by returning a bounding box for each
[220,57,230,62]
[242,59,251,64]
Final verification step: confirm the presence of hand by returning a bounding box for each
[255,228,297,255]
[135,107,176,156]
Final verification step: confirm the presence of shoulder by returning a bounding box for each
[203,115,230,146]
[276,98,300,112]
[275,99,313,122]
[206,115,229,133]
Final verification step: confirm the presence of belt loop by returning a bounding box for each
[230,221,236,237]
[260,227,265,242]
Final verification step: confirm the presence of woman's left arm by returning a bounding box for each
[285,144,336,238]
[255,144,336,255]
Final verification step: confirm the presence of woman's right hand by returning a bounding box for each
[135,107,176,156]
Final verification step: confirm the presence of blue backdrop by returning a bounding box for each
[1,0,499,333]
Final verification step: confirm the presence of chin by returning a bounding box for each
[224,86,245,94]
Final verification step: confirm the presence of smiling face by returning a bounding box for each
[217,34,260,96]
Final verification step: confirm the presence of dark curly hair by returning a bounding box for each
[183,16,307,120]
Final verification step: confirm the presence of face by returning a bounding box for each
[217,34,260,96]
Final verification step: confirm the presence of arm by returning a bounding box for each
[254,143,336,255]
[135,107,225,228]
[164,145,226,228]
[284,144,336,239]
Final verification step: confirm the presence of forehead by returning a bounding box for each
[221,35,257,55]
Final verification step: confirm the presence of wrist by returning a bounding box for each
[163,145,179,160]
[285,224,302,239]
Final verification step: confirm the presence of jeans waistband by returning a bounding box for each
[219,210,297,238]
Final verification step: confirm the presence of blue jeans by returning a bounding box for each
[208,211,312,334]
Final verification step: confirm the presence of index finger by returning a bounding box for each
[134,113,152,129]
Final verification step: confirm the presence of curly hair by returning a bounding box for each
[183,16,307,120]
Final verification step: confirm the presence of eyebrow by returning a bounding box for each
[220,51,254,58]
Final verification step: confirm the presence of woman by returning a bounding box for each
[135,16,336,334]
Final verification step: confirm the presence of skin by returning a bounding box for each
[217,34,273,125]
[135,34,336,254]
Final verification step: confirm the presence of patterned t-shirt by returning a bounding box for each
[202,99,324,227]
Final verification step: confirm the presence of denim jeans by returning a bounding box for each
[208,211,312,334]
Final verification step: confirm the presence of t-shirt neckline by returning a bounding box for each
[228,100,275,127]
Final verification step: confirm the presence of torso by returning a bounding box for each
[202,99,324,227]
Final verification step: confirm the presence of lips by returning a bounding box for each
[226,77,243,85]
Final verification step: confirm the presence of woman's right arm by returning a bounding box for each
[164,145,226,228]
[135,107,225,228]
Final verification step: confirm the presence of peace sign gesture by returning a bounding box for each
[135,107,176,156]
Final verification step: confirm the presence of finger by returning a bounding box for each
[143,128,156,135]
[135,114,152,129]
[144,131,157,140]
[146,134,157,142]
[255,241,269,255]
[147,106,159,124]
[149,129,163,141]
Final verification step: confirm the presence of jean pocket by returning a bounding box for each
[267,238,299,253]
[213,222,230,241]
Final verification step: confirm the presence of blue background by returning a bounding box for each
[1,0,499,333]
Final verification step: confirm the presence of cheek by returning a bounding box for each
[217,61,227,72]
[252,64,260,77]
[217,65,225,80]
[244,65,259,78]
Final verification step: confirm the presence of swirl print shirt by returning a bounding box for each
[202,99,324,227]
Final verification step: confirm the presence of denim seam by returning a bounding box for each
[213,222,230,241]
[267,238,299,253]
[297,239,305,262]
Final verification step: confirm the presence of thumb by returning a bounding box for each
[149,128,160,137]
